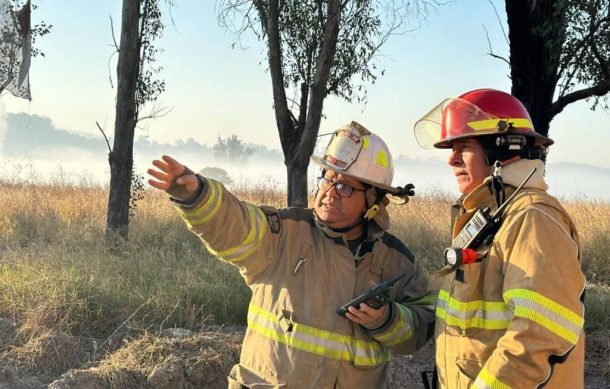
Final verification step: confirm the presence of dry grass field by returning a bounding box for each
[0,179,608,387]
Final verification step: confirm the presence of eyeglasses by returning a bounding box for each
[317,177,366,198]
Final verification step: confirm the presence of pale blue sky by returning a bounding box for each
[2,0,610,169]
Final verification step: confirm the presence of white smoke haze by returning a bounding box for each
[0,111,609,202]
[2,148,609,203]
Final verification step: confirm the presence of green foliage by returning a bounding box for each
[217,0,436,105]
[276,1,383,103]
[200,166,233,185]
[129,167,146,220]
[558,0,610,109]
[135,0,174,111]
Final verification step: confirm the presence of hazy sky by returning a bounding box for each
[1,0,610,170]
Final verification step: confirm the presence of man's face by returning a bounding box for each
[314,170,367,229]
[448,138,490,195]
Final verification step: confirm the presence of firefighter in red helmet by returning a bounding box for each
[415,89,585,388]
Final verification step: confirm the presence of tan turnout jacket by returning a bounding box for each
[173,178,435,388]
[434,159,586,388]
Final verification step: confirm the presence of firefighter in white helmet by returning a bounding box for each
[148,121,435,388]
[414,89,585,388]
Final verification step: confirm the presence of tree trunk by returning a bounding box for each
[506,0,566,136]
[287,161,308,207]
[266,0,295,157]
[286,0,340,206]
[264,0,341,207]
[106,0,140,240]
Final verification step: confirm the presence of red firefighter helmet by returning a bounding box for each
[414,89,553,149]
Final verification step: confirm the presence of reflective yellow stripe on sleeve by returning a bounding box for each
[248,304,389,367]
[178,179,223,226]
[207,204,268,263]
[472,367,510,389]
[503,288,584,344]
[436,290,512,330]
[373,304,414,346]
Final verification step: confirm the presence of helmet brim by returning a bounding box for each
[432,131,555,149]
[310,155,401,195]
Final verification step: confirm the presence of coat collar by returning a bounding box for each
[313,211,385,259]
[461,159,548,211]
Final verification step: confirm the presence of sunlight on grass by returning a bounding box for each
[0,178,608,344]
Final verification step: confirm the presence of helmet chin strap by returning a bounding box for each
[364,188,385,221]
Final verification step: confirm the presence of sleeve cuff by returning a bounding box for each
[170,175,207,209]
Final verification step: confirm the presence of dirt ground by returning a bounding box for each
[0,323,608,388]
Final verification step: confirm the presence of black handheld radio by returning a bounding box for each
[336,272,406,317]
[444,168,537,267]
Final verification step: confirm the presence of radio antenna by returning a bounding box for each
[492,167,537,218]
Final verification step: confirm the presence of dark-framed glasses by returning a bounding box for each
[317,177,366,197]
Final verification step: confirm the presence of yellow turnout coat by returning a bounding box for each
[172,178,435,388]
[434,159,586,388]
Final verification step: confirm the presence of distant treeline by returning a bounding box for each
[1,112,283,162]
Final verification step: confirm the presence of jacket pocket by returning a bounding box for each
[228,364,286,388]
[455,358,483,389]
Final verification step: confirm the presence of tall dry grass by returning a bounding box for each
[0,178,608,348]
[0,181,252,349]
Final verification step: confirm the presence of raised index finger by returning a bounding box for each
[161,155,183,169]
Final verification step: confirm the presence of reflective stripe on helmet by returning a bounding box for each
[467,118,533,132]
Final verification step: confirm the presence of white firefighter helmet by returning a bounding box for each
[310,121,399,194]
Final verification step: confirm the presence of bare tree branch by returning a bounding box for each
[136,104,173,123]
[96,121,112,154]
[110,15,119,51]
[552,80,610,117]
[484,25,510,66]
[488,0,509,45]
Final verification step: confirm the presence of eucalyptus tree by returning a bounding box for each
[505,0,610,137]
[218,0,438,206]
[107,0,170,239]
